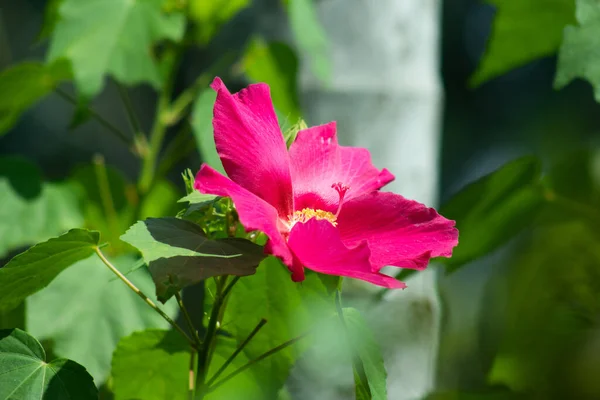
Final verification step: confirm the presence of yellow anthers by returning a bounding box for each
[290,208,337,227]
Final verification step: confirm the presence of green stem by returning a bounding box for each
[138,42,185,194]
[195,276,227,399]
[94,247,196,348]
[93,155,121,248]
[189,350,196,400]
[175,288,203,348]
[205,318,267,388]
[205,332,308,394]
[335,289,371,398]
[55,87,136,154]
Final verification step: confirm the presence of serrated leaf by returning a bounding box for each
[209,257,333,399]
[243,39,301,123]
[0,328,97,399]
[178,191,218,205]
[121,218,266,301]
[471,0,575,86]
[189,0,250,44]
[0,61,70,135]
[0,156,83,258]
[111,329,189,400]
[555,0,600,101]
[26,255,179,383]
[440,157,545,271]
[287,0,331,83]
[0,229,99,312]
[192,89,224,173]
[48,0,185,97]
[344,308,388,400]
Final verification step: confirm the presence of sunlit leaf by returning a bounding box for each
[48,0,185,97]
[555,0,600,101]
[440,157,544,271]
[344,308,387,400]
[189,0,250,44]
[287,0,331,82]
[209,257,333,399]
[471,0,575,86]
[0,157,83,258]
[121,218,265,302]
[0,328,97,399]
[192,89,224,173]
[26,255,179,383]
[243,39,301,122]
[0,61,70,135]
[111,329,189,400]
[0,229,99,312]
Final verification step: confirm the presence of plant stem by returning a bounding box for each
[189,350,196,400]
[175,288,203,348]
[55,87,136,154]
[116,82,148,157]
[335,289,371,398]
[205,318,267,388]
[156,122,195,178]
[93,155,121,248]
[94,247,196,348]
[138,43,184,194]
[205,332,308,394]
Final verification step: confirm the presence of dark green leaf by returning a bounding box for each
[555,0,600,101]
[26,255,179,383]
[0,61,70,135]
[121,218,266,302]
[192,89,224,173]
[344,308,387,400]
[0,229,99,312]
[0,328,97,399]
[209,256,333,399]
[287,0,331,82]
[0,302,25,330]
[189,0,250,44]
[47,0,185,97]
[243,39,301,122]
[440,157,545,272]
[471,0,575,86]
[111,329,189,400]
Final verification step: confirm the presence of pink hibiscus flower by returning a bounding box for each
[194,78,458,288]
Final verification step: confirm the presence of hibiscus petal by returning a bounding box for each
[289,121,394,212]
[337,192,458,270]
[287,218,406,289]
[194,165,294,269]
[210,77,293,216]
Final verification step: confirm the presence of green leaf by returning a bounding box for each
[209,256,333,399]
[283,118,308,148]
[471,0,575,86]
[287,0,331,82]
[0,156,84,258]
[0,61,70,135]
[243,39,301,122]
[111,329,189,400]
[0,328,97,399]
[48,0,185,97]
[121,218,266,302]
[189,0,250,44]
[0,229,99,312]
[555,0,600,101]
[178,191,218,206]
[192,89,224,173]
[440,157,545,272]
[343,308,387,400]
[26,255,179,383]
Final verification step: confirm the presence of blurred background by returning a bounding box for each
[1,0,600,399]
